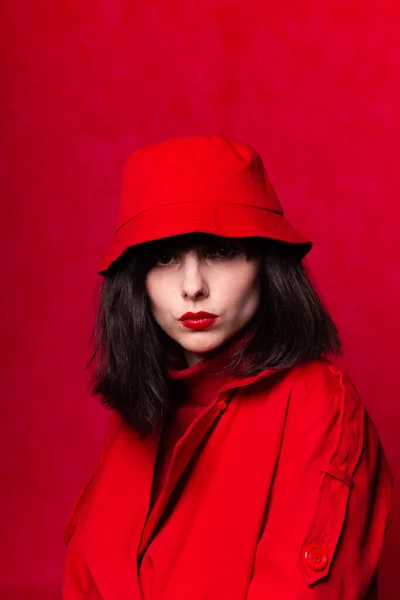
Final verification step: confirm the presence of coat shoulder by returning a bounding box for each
[286,356,364,414]
[281,357,367,471]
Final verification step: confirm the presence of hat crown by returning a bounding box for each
[98,133,312,274]
[116,134,283,231]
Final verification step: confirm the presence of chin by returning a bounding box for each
[179,333,227,355]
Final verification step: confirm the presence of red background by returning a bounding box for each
[1,1,399,598]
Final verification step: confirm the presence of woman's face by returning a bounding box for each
[145,236,261,367]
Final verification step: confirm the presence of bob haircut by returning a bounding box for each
[87,233,342,438]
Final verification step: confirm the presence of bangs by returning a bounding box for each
[139,232,260,253]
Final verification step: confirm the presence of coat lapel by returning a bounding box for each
[137,389,236,557]
[138,368,283,557]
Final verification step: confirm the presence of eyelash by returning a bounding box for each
[154,244,239,267]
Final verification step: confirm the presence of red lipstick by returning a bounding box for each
[179,311,218,331]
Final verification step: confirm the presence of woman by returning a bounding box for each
[62,134,393,599]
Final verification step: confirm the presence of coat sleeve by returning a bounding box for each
[247,362,394,600]
[61,411,122,599]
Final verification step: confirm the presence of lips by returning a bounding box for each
[179,311,218,321]
[178,312,219,331]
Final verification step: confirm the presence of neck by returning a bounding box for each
[184,350,207,368]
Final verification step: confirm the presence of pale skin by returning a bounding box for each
[145,237,262,367]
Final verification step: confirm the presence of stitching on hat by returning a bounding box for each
[115,200,284,234]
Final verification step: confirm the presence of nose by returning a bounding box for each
[181,254,209,300]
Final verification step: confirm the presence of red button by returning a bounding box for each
[217,400,227,410]
[303,544,329,571]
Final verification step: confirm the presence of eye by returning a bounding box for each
[154,251,177,267]
[206,243,239,260]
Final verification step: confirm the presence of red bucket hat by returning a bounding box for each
[98,134,312,274]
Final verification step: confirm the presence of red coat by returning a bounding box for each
[62,358,393,599]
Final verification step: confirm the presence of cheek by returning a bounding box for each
[240,278,261,314]
[145,272,179,325]
[220,263,261,310]
[145,272,164,316]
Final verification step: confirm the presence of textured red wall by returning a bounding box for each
[1,1,399,597]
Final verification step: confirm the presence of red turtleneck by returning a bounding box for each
[149,328,252,510]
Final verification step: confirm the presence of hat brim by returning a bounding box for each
[98,201,312,274]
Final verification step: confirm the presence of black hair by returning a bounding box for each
[86,233,342,438]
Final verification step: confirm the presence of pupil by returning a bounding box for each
[212,244,235,256]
